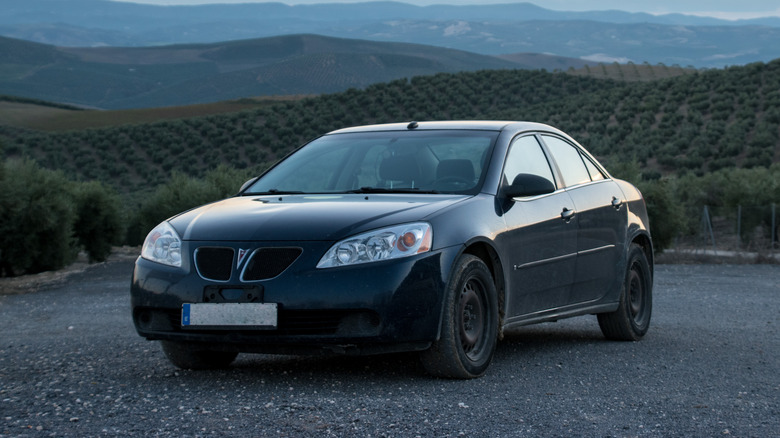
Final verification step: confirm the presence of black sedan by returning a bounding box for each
[131,121,653,379]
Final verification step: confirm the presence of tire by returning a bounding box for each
[598,243,653,341]
[161,341,238,370]
[420,254,499,379]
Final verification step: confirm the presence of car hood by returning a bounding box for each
[169,194,469,242]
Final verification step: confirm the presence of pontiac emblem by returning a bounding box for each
[237,248,250,268]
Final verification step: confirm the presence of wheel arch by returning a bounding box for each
[630,232,654,279]
[461,240,507,339]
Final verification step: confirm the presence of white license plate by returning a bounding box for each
[182,303,278,328]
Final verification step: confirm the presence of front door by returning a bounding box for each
[496,135,579,321]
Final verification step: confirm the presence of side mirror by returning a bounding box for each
[503,173,555,198]
[238,176,260,193]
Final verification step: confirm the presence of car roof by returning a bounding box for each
[327,120,563,135]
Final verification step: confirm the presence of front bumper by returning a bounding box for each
[131,241,460,355]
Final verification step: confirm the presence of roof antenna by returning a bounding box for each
[407,121,419,130]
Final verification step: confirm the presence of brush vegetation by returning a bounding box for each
[1,60,779,275]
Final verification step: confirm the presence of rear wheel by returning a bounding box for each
[420,255,498,379]
[598,243,652,341]
[161,341,238,370]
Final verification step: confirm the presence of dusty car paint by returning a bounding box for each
[132,121,653,378]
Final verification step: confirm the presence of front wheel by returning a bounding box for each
[598,243,653,341]
[420,255,498,379]
[161,341,238,370]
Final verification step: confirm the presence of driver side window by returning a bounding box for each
[503,135,556,188]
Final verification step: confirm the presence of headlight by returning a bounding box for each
[317,222,432,268]
[141,221,182,267]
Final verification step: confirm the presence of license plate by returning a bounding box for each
[181,303,277,328]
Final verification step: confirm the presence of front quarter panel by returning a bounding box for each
[427,194,505,252]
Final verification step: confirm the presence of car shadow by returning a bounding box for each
[494,322,608,359]
[500,322,606,346]
[229,350,428,380]
[200,320,611,380]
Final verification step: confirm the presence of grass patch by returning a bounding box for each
[0,95,310,131]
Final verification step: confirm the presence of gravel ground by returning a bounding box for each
[1,262,778,437]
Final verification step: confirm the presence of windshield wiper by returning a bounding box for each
[245,189,307,195]
[346,187,440,194]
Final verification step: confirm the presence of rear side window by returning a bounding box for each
[541,135,591,187]
[583,157,606,181]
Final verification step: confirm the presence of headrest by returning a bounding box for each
[437,159,475,181]
[380,155,420,181]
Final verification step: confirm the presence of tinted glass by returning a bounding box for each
[583,157,606,181]
[245,130,499,195]
[503,135,556,187]
[542,135,591,187]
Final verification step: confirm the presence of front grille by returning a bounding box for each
[242,248,302,281]
[194,247,234,281]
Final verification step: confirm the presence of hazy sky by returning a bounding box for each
[114,0,780,20]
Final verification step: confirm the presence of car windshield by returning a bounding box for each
[244,130,499,195]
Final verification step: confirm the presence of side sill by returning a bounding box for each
[502,302,618,330]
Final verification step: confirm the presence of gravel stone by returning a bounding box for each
[0,262,778,437]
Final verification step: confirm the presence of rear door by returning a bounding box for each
[540,135,626,304]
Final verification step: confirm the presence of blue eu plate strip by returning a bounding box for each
[182,303,191,326]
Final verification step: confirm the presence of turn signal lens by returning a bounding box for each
[398,231,419,251]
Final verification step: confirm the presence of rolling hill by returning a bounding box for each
[0,34,548,109]
[2,59,778,196]
[0,62,695,132]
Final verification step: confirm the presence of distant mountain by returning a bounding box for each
[354,20,780,67]
[1,0,780,67]
[3,0,779,32]
[0,34,543,109]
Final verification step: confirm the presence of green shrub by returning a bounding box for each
[126,166,252,245]
[126,173,217,245]
[637,179,686,253]
[205,164,253,196]
[0,159,77,276]
[71,181,125,262]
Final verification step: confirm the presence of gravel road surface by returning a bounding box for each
[1,261,778,437]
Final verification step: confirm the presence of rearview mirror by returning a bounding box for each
[503,173,555,198]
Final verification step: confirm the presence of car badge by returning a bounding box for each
[237,248,250,268]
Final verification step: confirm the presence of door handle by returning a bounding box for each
[611,196,623,210]
[561,207,575,222]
